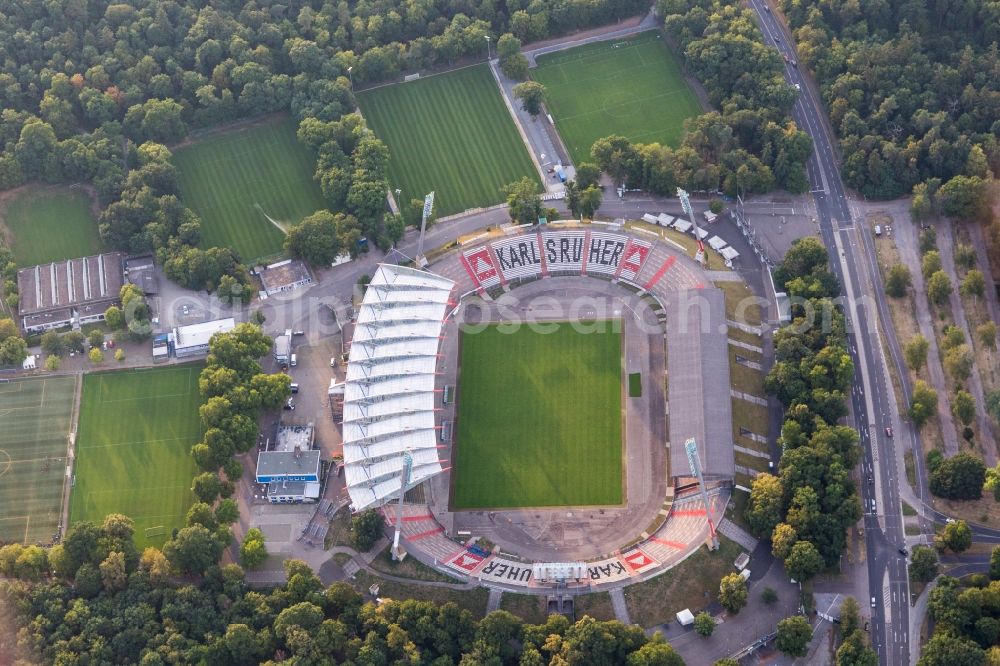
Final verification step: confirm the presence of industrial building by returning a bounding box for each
[255,424,322,503]
[16,252,124,333]
[171,317,235,358]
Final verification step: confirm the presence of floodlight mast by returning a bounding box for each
[392,450,414,560]
[684,438,719,550]
[677,188,705,266]
[415,191,434,267]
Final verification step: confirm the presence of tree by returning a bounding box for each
[990,546,1000,580]
[718,573,748,614]
[775,615,811,657]
[785,540,824,581]
[215,498,239,525]
[771,523,798,560]
[284,210,354,265]
[840,596,861,636]
[977,322,997,350]
[922,250,942,279]
[930,453,985,500]
[944,344,973,381]
[905,335,930,372]
[62,331,85,353]
[746,473,783,537]
[938,520,973,553]
[40,331,64,356]
[88,347,104,364]
[694,611,715,637]
[564,180,581,218]
[961,269,985,300]
[512,81,546,116]
[575,162,601,189]
[192,472,223,503]
[99,551,127,592]
[114,348,126,362]
[0,336,27,366]
[927,270,952,305]
[186,502,218,530]
[909,545,939,583]
[503,177,542,226]
[139,547,170,583]
[163,525,224,574]
[240,528,268,569]
[762,587,778,605]
[909,380,938,428]
[87,329,104,349]
[938,175,988,221]
[351,510,385,552]
[580,185,602,219]
[918,631,985,666]
[0,320,20,343]
[837,629,877,666]
[952,390,976,426]
[104,306,123,329]
[45,355,61,371]
[885,264,911,297]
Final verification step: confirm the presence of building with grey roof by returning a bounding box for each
[124,255,159,295]
[259,259,312,296]
[16,252,124,333]
[664,288,734,483]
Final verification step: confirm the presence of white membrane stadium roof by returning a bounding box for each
[342,264,454,511]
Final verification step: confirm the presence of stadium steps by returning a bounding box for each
[381,504,463,563]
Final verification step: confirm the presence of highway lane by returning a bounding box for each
[746,2,911,663]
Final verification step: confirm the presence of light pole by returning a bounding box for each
[485,35,491,61]
[347,66,353,89]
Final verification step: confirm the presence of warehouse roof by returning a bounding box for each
[17,252,124,316]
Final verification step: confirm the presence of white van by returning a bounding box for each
[290,353,297,367]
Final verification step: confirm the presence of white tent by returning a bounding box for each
[694,227,709,240]
[342,264,455,512]
[721,246,740,261]
[672,219,693,233]
[642,213,659,225]
[676,609,695,626]
[657,213,675,227]
[707,236,727,251]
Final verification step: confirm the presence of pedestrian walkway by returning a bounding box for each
[731,389,767,406]
[487,587,503,613]
[728,320,766,335]
[610,588,631,624]
[734,445,769,459]
[717,518,759,552]
[707,270,743,281]
[729,338,764,354]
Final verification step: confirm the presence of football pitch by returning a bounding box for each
[173,116,327,262]
[70,365,203,549]
[452,323,623,509]
[0,376,76,544]
[0,186,102,266]
[533,31,703,165]
[357,64,540,217]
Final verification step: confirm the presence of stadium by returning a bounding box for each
[340,223,738,590]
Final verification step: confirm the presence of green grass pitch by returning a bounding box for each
[532,31,703,165]
[357,64,540,217]
[0,376,76,544]
[70,365,204,549]
[451,323,623,509]
[173,116,327,262]
[1,186,102,266]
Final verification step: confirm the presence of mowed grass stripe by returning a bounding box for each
[452,324,623,509]
[533,31,702,165]
[70,365,204,549]
[0,377,76,544]
[1,186,102,266]
[173,116,326,261]
[358,65,539,217]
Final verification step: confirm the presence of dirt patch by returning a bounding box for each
[170,111,289,150]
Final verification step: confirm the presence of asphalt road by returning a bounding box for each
[745,2,913,663]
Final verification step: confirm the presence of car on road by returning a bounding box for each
[885,426,893,438]
[899,548,909,556]
[945,518,956,524]
[794,83,801,90]
[871,596,877,608]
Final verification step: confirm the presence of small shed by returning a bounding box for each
[676,609,695,626]
[707,236,728,252]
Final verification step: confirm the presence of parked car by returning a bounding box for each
[885,426,893,438]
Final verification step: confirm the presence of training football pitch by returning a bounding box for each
[70,365,203,548]
[0,186,102,266]
[452,323,623,509]
[357,65,540,217]
[0,376,76,544]
[533,31,702,165]
[173,116,326,262]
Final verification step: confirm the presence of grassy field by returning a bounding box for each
[533,31,702,165]
[452,323,622,509]
[357,65,539,217]
[0,186,101,266]
[70,365,203,549]
[0,376,76,544]
[173,116,326,262]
